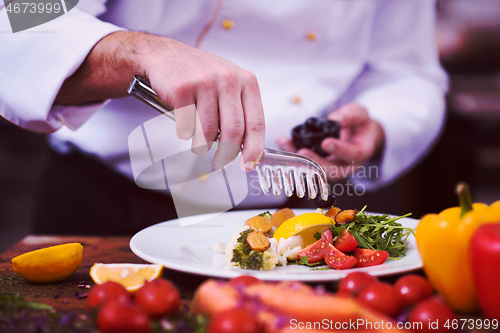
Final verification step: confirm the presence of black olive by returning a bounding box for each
[314,187,336,209]
[305,117,322,133]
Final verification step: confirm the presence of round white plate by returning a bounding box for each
[130,209,422,281]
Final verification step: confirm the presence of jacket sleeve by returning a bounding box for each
[343,0,448,189]
[0,1,124,133]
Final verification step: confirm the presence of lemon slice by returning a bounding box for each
[90,263,163,292]
[272,212,334,246]
[11,243,83,283]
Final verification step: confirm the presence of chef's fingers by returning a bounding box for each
[191,89,219,154]
[276,136,297,153]
[212,73,245,170]
[327,103,369,128]
[240,71,265,171]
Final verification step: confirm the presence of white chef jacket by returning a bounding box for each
[0,0,448,209]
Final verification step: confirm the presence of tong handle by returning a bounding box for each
[127,75,175,121]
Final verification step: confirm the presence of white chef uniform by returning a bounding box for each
[0,0,448,214]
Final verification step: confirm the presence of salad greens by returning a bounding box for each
[330,206,414,258]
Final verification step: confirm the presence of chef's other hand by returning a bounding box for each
[276,104,385,181]
[55,32,265,171]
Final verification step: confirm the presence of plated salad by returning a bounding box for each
[218,206,414,271]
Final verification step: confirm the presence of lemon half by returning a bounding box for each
[272,212,334,246]
[11,243,83,283]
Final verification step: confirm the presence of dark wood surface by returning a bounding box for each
[0,235,208,312]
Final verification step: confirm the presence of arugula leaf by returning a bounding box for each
[328,206,414,258]
[295,256,325,267]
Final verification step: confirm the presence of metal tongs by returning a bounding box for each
[128,75,329,200]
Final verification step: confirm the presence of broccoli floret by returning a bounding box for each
[258,211,273,220]
[231,229,276,270]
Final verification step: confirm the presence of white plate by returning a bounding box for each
[130,209,422,281]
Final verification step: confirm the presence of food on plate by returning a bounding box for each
[471,221,500,321]
[89,263,163,292]
[271,208,295,228]
[245,215,273,234]
[193,278,406,333]
[230,228,277,270]
[11,242,83,283]
[222,205,413,271]
[416,182,500,313]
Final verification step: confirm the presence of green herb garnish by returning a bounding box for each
[330,206,414,258]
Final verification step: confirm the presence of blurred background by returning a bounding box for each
[1,0,500,252]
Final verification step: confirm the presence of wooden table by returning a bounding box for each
[0,235,208,313]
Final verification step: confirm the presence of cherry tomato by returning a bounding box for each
[86,281,131,310]
[135,279,181,319]
[324,244,357,270]
[97,300,150,333]
[207,308,261,333]
[407,296,457,332]
[338,271,377,296]
[297,230,333,263]
[394,274,433,306]
[354,248,389,267]
[229,275,261,288]
[356,281,404,317]
[334,230,359,252]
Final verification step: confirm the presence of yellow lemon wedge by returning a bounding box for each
[11,243,83,283]
[272,212,334,246]
[90,263,163,292]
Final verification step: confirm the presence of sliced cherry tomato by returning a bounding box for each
[86,281,131,310]
[356,281,404,318]
[324,244,357,270]
[334,229,359,252]
[354,248,389,267]
[408,296,457,332]
[394,274,433,306]
[207,308,261,333]
[135,279,181,319]
[297,230,333,263]
[97,300,150,333]
[229,275,261,288]
[338,271,377,296]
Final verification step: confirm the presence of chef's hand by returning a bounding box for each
[55,31,265,171]
[276,104,385,181]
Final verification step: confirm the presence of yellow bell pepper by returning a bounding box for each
[416,183,500,313]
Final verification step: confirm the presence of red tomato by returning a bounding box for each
[86,281,130,310]
[471,222,500,321]
[334,230,359,252]
[407,296,457,332]
[356,281,404,317]
[97,300,150,333]
[338,271,377,296]
[135,279,181,319]
[394,274,433,306]
[354,248,389,267]
[229,275,261,288]
[324,244,357,270]
[207,308,261,333]
[297,229,333,263]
